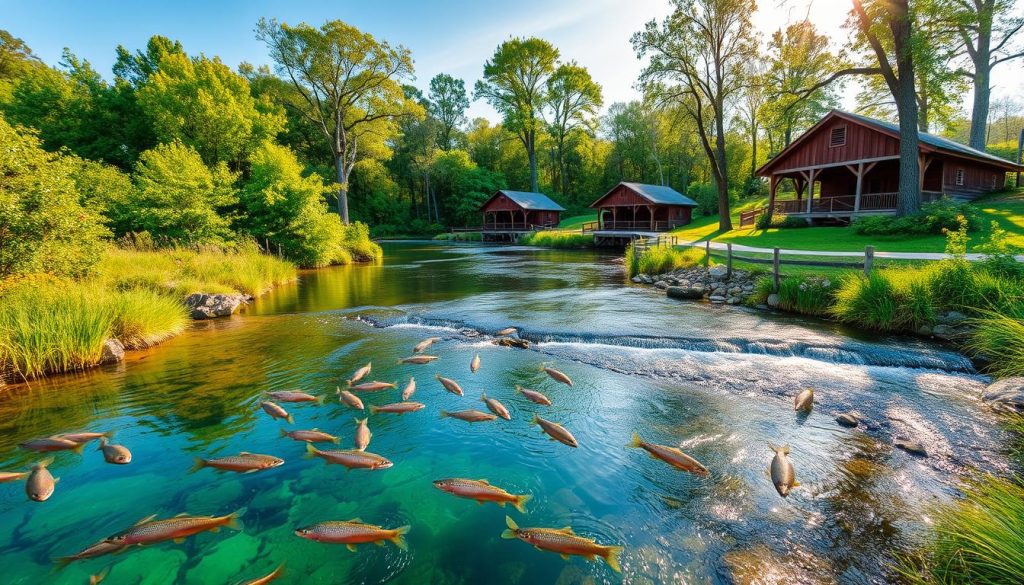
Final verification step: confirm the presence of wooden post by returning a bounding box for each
[726,243,733,278]
[854,162,864,212]
[772,248,781,293]
[705,240,711,266]
[806,169,817,214]
[1017,128,1024,188]
[864,246,875,277]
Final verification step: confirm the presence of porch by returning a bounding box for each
[595,206,690,233]
[480,210,557,232]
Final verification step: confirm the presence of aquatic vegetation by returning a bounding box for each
[626,244,706,278]
[965,312,1024,378]
[519,230,593,248]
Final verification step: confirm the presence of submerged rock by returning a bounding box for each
[666,286,704,300]
[981,377,1024,414]
[766,293,780,308]
[893,438,927,457]
[493,337,529,349]
[835,412,859,428]
[186,293,251,320]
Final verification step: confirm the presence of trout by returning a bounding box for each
[55,431,114,444]
[0,470,29,483]
[400,355,439,364]
[435,374,464,396]
[501,516,622,573]
[295,520,409,551]
[794,388,814,413]
[265,390,323,404]
[191,452,284,474]
[531,415,578,447]
[481,393,511,420]
[354,418,372,451]
[104,509,244,545]
[238,563,285,585]
[337,389,365,410]
[402,377,416,400]
[543,367,573,387]
[433,478,531,512]
[55,537,127,568]
[349,362,372,384]
[627,433,708,476]
[515,385,551,406]
[440,409,497,423]
[304,444,392,470]
[413,337,440,353]
[280,429,340,444]
[470,354,481,373]
[19,436,84,454]
[768,443,801,497]
[348,381,397,392]
[260,401,294,424]
[369,402,425,415]
[98,438,132,465]
[26,457,58,502]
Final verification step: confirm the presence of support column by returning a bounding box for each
[806,169,817,214]
[648,205,654,230]
[854,162,864,212]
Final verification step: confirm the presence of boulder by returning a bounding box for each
[186,293,251,320]
[709,295,727,303]
[631,276,642,283]
[667,286,704,300]
[100,339,125,364]
[654,280,670,290]
[708,265,729,279]
[893,438,927,457]
[981,377,1024,414]
[766,293,780,308]
[835,413,859,428]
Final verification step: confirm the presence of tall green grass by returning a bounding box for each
[965,312,1024,378]
[519,231,593,248]
[751,275,837,316]
[626,245,707,278]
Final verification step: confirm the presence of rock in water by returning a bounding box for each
[666,286,704,300]
[893,439,927,457]
[186,293,251,320]
[835,413,859,428]
[981,378,1024,414]
[100,339,125,363]
[493,338,529,349]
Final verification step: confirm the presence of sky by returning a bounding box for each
[3,0,1020,123]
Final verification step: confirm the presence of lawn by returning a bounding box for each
[558,213,598,229]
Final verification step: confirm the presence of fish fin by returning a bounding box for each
[349,518,364,523]
[174,512,189,517]
[514,494,532,514]
[477,478,489,484]
[561,554,570,561]
[53,476,60,484]
[434,374,441,380]
[210,526,220,533]
[390,525,410,551]
[279,429,288,438]
[374,540,384,546]
[792,480,802,488]
[72,442,85,455]
[501,529,517,539]
[439,411,450,419]
[604,545,624,573]
[558,527,575,534]
[189,458,207,473]
[356,418,367,425]
[783,443,791,455]
[37,456,55,469]
[224,508,246,531]
[627,433,642,449]
[531,414,539,425]
[515,385,523,394]
[369,405,379,415]
[97,438,107,450]
[346,544,357,552]
[332,437,341,444]
[133,513,157,526]
[767,442,780,454]
[316,395,326,405]
[505,516,518,530]
[480,393,487,402]
[286,415,294,425]
[304,443,318,459]
[53,556,74,570]
[173,538,186,544]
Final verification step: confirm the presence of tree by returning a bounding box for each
[633,0,758,232]
[113,35,184,87]
[257,18,420,224]
[0,29,41,83]
[545,63,602,197]
[137,51,285,166]
[475,37,559,193]
[737,62,767,179]
[428,73,469,151]
[949,0,1024,149]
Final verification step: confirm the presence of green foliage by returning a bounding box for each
[832,269,938,331]
[626,244,707,278]
[853,199,981,236]
[0,115,109,279]
[758,276,838,316]
[519,231,593,248]
[688,183,721,216]
[428,73,469,150]
[965,312,1024,378]
[755,213,809,229]
[976,221,1024,279]
[130,141,238,244]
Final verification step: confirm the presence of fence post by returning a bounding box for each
[864,245,875,277]
[772,248,781,293]
[727,243,733,278]
[705,240,711,266]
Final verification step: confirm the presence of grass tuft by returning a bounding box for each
[964,312,1024,378]
[626,245,707,278]
[519,231,593,248]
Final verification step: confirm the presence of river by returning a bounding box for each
[0,241,1010,584]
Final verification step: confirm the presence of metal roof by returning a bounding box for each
[493,190,565,211]
[618,183,698,206]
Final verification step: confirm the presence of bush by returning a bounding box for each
[755,213,810,230]
[519,231,593,248]
[976,221,1024,280]
[832,269,937,331]
[759,276,838,316]
[687,183,720,216]
[339,221,383,263]
[852,198,981,236]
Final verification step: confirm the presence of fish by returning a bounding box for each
[261,401,294,424]
[543,366,573,387]
[435,374,464,396]
[349,362,372,383]
[280,429,340,444]
[19,436,85,454]
[0,470,29,483]
[265,390,323,404]
[501,516,622,573]
[481,393,511,420]
[337,388,365,410]
[433,478,531,512]
[294,520,410,551]
[55,537,127,568]
[354,418,372,451]
[402,377,416,400]
[496,327,517,336]
[26,457,58,502]
[238,563,285,585]
[470,354,481,373]
[98,438,132,465]
[89,566,110,585]
[191,452,284,474]
[55,431,114,444]
[440,409,497,423]
[399,355,439,364]
[348,381,397,392]
[515,385,552,406]
[369,402,426,415]
[768,443,801,497]
[413,337,440,353]
[104,509,244,546]
[627,433,708,477]
[794,388,814,413]
[531,415,578,447]
[304,444,393,470]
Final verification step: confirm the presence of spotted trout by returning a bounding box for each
[768,443,801,497]
[794,388,814,413]
[260,401,294,424]
[280,429,340,444]
[304,444,392,470]
[349,362,372,384]
[348,381,397,392]
[435,374,464,396]
[627,433,708,476]
[104,509,244,545]
[470,354,481,373]
[55,431,114,444]
[19,436,84,454]
[402,377,416,400]
[531,415,578,448]
[354,418,372,451]
[515,385,551,406]
[413,337,440,353]
[191,452,284,473]
[501,516,622,573]
[294,519,410,551]
[265,390,323,404]
[337,389,365,410]
[400,355,439,364]
[481,393,511,420]
[433,478,531,512]
[369,402,425,415]
[543,367,573,387]
[440,409,497,423]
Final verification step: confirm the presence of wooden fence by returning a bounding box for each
[699,243,877,293]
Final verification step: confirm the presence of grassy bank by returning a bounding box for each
[0,246,297,381]
[519,231,593,248]
[625,244,707,278]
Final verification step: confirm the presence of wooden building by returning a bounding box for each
[477,190,564,241]
[750,110,1024,226]
[589,182,697,233]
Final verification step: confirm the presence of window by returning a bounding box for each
[955,169,965,186]
[829,126,847,147]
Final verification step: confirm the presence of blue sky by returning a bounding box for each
[4,0,1017,122]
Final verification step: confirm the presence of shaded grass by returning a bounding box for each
[519,231,593,248]
[964,312,1024,378]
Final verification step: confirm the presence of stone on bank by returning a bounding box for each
[186,293,252,320]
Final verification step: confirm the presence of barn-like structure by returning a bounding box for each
[477,190,564,241]
[750,110,1024,226]
[589,182,697,233]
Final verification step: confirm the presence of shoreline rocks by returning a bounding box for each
[633,266,758,306]
[981,377,1024,414]
[186,293,253,320]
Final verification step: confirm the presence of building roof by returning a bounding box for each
[591,182,698,207]
[482,190,565,212]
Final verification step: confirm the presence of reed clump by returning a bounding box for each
[519,231,594,248]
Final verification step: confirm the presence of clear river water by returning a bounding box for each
[0,241,1011,584]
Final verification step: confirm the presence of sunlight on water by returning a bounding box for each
[0,242,1009,584]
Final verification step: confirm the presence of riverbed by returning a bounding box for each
[0,241,1010,584]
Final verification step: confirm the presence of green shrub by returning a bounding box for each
[519,231,593,248]
[626,245,707,278]
[852,198,980,236]
[976,221,1024,280]
[773,276,838,316]
[965,312,1024,378]
[338,221,383,263]
[687,183,721,216]
[755,213,810,230]
[832,269,937,331]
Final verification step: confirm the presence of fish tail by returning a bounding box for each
[767,442,779,454]
[97,438,107,450]
[37,456,55,469]
[501,515,519,538]
[102,430,116,439]
[530,414,539,425]
[91,565,110,584]
[439,410,450,419]
[627,433,643,449]
[603,545,624,573]
[390,525,410,551]
[279,428,289,438]
[285,414,294,425]
[224,507,246,531]
[514,385,523,394]
[356,417,367,425]
[505,515,518,530]
[513,494,532,514]
[434,374,441,380]
[189,458,207,473]
[72,442,85,455]
[316,395,325,405]
[368,405,379,415]
[53,555,74,570]
[303,443,319,459]
[480,392,487,402]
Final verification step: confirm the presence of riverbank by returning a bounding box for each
[0,246,297,383]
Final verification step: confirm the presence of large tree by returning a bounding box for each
[475,37,558,193]
[257,18,419,224]
[545,62,602,197]
[427,73,469,151]
[633,0,758,232]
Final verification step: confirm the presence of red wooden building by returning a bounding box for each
[478,190,564,232]
[751,110,1024,225]
[589,182,697,232]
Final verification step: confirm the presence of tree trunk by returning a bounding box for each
[335,154,350,225]
[715,110,733,232]
[750,123,758,178]
[968,8,993,150]
[527,134,539,192]
[892,3,922,216]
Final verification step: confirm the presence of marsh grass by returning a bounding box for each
[519,231,593,248]
[626,245,707,278]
